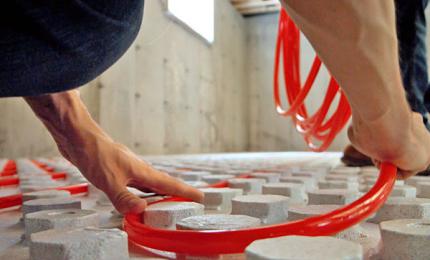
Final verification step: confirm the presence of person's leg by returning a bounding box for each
[396,0,430,128]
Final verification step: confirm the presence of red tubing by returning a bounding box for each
[274,10,351,152]
[0,172,67,187]
[124,163,396,255]
[50,172,67,180]
[0,194,22,210]
[0,176,19,186]
[124,9,397,256]
[0,160,17,176]
[0,183,89,209]
[55,183,89,195]
[0,159,88,210]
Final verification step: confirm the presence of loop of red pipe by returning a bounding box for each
[274,10,351,152]
[124,163,396,255]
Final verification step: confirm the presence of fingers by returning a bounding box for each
[374,159,416,180]
[412,112,424,122]
[372,159,381,169]
[138,168,204,203]
[347,126,365,156]
[127,184,156,194]
[397,164,428,180]
[396,170,416,180]
[347,126,356,145]
[107,186,148,214]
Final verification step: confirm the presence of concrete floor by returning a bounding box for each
[0,152,344,259]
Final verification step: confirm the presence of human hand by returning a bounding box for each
[66,137,204,214]
[348,111,430,179]
[25,91,204,214]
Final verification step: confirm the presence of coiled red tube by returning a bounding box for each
[124,163,396,255]
[274,10,351,152]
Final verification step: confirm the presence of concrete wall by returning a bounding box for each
[98,0,249,155]
[246,13,350,152]
[0,0,249,158]
[0,83,100,158]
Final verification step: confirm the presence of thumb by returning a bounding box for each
[347,126,365,155]
[108,186,148,214]
[347,125,356,144]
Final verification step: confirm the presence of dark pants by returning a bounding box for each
[0,1,144,97]
[396,0,430,127]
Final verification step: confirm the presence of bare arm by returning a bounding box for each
[25,90,203,214]
[282,0,430,178]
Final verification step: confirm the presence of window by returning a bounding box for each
[167,0,215,43]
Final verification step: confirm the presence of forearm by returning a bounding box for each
[24,90,109,165]
[24,90,204,213]
[280,0,430,175]
[281,0,412,123]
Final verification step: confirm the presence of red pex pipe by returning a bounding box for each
[0,160,17,177]
[0,159,88,210]
[124,9,397,255]
[31,160,67,179]
[55,183,89,195]
[0,172,67,187]
[274,10,351,152]
[31,160,55,172]
[0,194,22,209]
[124,164,396,255]
[0,176,19,186]
[0,183,89,209]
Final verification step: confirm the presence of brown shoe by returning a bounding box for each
[417,166,430,176]
[341,145,374,167]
